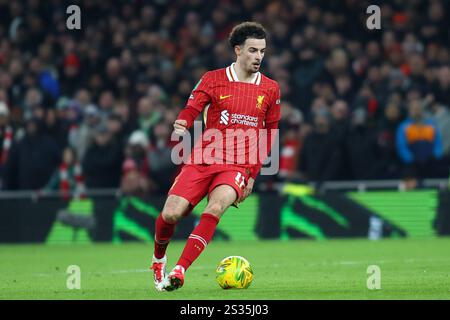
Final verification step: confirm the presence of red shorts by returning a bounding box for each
[168,164,250,207]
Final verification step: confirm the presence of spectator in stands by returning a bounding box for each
[3,118,60,190]
[0,0,450,189]
[59,53,82,97]
[429,101,450,175]
[148,120,178,192]
[114,101,137,138]
[21,87,43,121]
[345,108,379,180]
[431,65,450,108]
[73,89,93,111]
[330,100,350,179]
[82,123,123,189]
[98,90,116,120]
[106,113,126,146]
[430,102,450,156]
[278,102,304,180]
[330,99,350,142]
[44,146,86,199]
[396,99,443,179]
[299,111,342,184]
[376,101,403,179]
[137,96,162,136]
[0,102,13,189]
[45,108,68,150]
[69,104,101,162]
[121,130,154,196]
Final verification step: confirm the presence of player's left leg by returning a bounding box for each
[165,184,238,291]
[151,195,192,291]
[152,164,212,291]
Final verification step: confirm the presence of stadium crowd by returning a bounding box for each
[0,0,450,195]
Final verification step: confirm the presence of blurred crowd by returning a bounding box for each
[0,0,450,195]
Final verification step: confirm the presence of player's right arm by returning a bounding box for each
[175,73,213,134]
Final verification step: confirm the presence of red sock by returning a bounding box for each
[154,214,177,259]
[177,213,220,271]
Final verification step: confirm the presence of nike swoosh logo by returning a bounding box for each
[220,95,232,100]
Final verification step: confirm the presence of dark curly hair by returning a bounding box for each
[228,22,267,48]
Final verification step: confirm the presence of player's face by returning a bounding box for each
[237,38,266,73]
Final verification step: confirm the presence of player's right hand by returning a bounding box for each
[173,119,188,135]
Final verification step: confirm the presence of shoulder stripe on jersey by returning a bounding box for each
[225,67,233,82]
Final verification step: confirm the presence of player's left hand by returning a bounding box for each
[237,177,254,203]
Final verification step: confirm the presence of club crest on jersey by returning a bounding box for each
[256,95,265,110]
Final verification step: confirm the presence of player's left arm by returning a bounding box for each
[175,73,213,134]
[238,83,281,203]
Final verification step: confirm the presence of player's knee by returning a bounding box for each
[161,210,182,223]
[205,202,225,216]
[161,207,183,223]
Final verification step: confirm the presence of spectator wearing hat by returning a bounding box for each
[121,130,154,196]
[69,104,101,161]
[60,53,82,97]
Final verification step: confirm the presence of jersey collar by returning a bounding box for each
[226,63,261,85]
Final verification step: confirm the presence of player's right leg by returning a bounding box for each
[152,195,190,291]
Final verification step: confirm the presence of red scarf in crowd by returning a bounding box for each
[59,162,86,200]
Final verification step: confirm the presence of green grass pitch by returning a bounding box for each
[1,238,449,299]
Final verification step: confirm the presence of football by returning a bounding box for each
[215,256,253,289]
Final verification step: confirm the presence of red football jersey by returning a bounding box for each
[177,63,281,179]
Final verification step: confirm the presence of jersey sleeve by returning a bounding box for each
[177,73,213,129]
[250,82,281,180]
[265,83,281,124]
